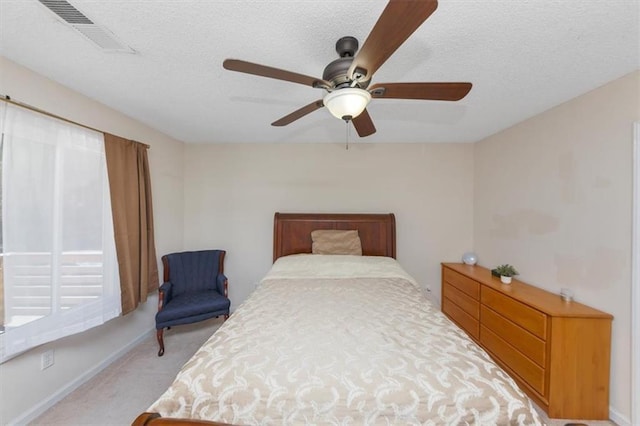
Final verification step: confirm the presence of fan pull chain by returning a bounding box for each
[345,119,350,150]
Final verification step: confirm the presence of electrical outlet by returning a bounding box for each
[41,349,54,370]
[424,286,432,302]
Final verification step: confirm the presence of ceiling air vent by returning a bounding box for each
[37,0,135,53]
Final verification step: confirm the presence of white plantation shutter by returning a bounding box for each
[0,103,121,362]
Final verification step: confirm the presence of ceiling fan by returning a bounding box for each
[223,0,472,138]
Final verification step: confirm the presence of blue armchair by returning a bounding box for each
[155,250,230,356]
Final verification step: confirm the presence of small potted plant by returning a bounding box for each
[494,264,518,284]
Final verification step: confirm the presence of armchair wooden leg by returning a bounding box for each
[156,329,165,357]
[224,314,229,321]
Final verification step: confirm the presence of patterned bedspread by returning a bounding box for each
[148,255,542,425]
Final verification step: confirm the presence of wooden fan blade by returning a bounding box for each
[224,59,330,89]
[370,82,472,101]
[352,109,376,137]
[271,100,324,126]
[348,0,438,82]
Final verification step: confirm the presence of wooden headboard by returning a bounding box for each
[273,212,396,262]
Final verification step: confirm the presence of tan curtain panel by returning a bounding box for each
[104,134,159,315]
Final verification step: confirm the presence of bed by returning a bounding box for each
[133,213,542,425]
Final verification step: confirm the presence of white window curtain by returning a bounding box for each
[0,102,121,362]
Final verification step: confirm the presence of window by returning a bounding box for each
[0,103,121,362]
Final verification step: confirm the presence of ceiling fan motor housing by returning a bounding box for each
[322,36,370,89]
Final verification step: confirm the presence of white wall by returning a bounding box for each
[183,142,475,308]
[474,70,640,424]
[0,56,186,424]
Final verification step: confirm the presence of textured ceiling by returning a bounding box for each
[0,0,638,144]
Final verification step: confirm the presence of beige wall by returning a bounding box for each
[0,57,186,424]
[474,70,640,423]
[2,53,636,424]
[183,142,474,307]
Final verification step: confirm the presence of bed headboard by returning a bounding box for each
[273,212,396,262]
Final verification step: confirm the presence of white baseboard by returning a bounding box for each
[610,406,630,426]
[632,122,640,426]
[9,327,154,426]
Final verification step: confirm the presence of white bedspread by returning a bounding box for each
[148,255,542,425]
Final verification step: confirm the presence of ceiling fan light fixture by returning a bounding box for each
[323,88,371,121]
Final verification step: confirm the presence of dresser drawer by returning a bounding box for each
[443,297,479,340]
[480,325,546,396]
[481,305,546,367]
[443,268,480,299]
[443,282,479,319]
[481,287,547,340]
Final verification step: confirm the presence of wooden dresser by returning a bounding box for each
[441,263,613,420]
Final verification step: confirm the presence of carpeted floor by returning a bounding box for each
[30,316,616,426]
[30,317,224,426]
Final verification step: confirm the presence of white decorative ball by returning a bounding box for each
[462,252,478,265]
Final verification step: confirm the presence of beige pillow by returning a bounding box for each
[311,229,362,255]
